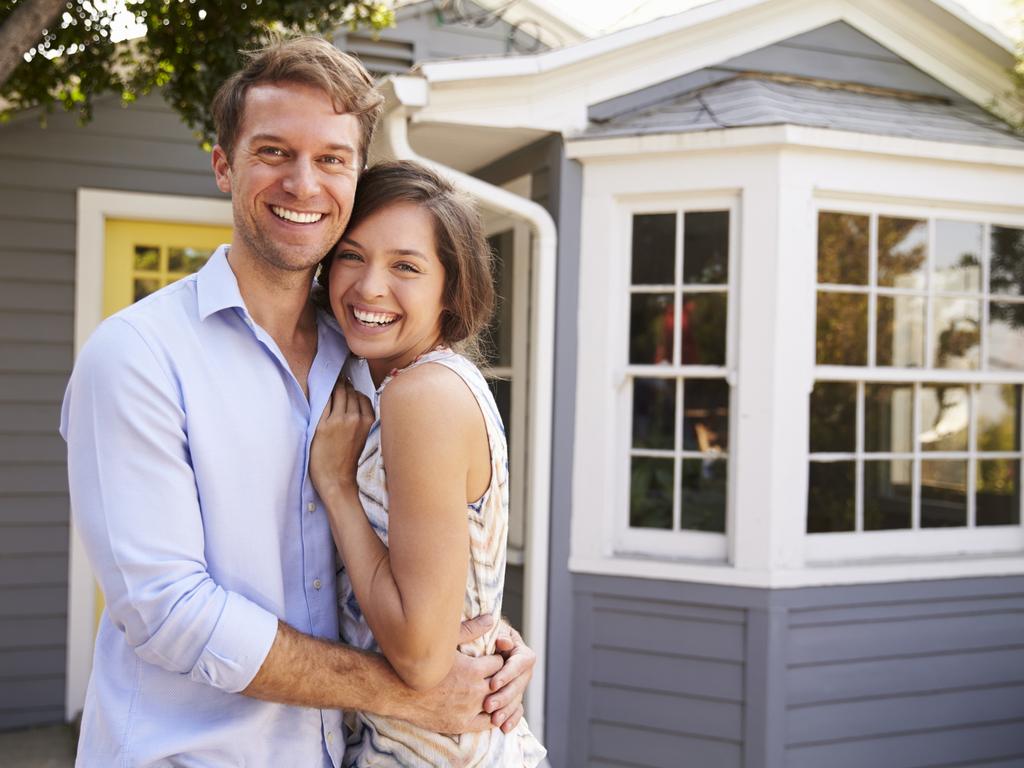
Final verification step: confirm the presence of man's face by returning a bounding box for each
[211,82,362,275]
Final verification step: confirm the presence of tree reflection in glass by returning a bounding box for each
[630,457,673,529]
[920,460,967,527]
[878,217,927,289]
[816,292,867,365]
[988,301,1024,371]
[977,459,1020,526]
[876,295,924,367]
[976,384,1021,452]
[681,459,726,532]
[990,225,1024,297]
[809,381,856,453]
[632,378,675,450]
[630,293,674,364]
[632,213,675,285]
[818,212,868,285]
[683,212,729,284]
[864,459,912,530]
[807,461,855,532]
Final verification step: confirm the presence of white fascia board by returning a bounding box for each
[918,0,1017,54]
[566,125,1024,169]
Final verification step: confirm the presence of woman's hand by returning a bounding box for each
[310,377,375,501]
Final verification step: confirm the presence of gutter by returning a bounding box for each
[378,76,556,741]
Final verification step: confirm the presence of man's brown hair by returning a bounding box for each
[316,160,496,357]
[212,36,384,167]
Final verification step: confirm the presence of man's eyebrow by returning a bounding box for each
[246,134,355,154]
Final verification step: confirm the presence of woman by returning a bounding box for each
[309,161,545,767]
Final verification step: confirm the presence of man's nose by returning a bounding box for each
[282,159,320,199]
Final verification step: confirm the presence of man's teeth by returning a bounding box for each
[353,308,398,326]
[271,206,323,224]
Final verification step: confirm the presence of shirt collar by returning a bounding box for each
[197,245,247,321]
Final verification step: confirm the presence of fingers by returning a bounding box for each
[458,614,494,644]
[493,702,523,733]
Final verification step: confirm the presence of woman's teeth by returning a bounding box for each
[271,206,323,224]
[353,308,398,326]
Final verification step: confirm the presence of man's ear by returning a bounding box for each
[211,145,232,194]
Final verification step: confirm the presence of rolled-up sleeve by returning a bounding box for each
[61,317,278,693]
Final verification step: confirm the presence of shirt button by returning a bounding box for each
[327,731,334,743]
[313,579,322,590]
[307,502,316,513]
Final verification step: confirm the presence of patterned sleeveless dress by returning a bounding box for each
[337,347,546,768]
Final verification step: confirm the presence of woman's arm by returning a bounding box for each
[311,366,486,691]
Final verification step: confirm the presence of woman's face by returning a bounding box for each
[329,201,447,383]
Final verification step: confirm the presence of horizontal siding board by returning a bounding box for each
[0,220,76,252]
[785,720,1024,768]
[0,313,72,344]
[0,585,67,617]
[593,607,745,661]
[788,612,1024,664]
[0,374,73,404]
[0,188,74,222]
[0,496,69,525]
[0,342,73,373]
[0,525,68,556]
[0,157,216,197]
[788,685,1024,744]
[0,465,67,495]
[0,555,68,589]
[0,403,65,433]
[787,647,1024,706]
[0,251,75,283]
[590,683,743,742]
[0,434,67,464]
[0,677,64,709]
[0,648,65,679]
[789,596,1024,626]
[0,131,211,174]
[592,593,745,626]
[0,616,66,649]
[0,706,65,730]
[0,280,75,312]
[778,577,1024,610]
[591,647,744,702]
[590,721,741,768]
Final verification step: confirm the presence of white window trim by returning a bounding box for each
[67,188,233,722]
[806,197,1024,565]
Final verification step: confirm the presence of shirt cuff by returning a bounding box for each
[188,591,279,693]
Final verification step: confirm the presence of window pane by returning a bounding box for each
[920,384,968,452]
[977,459,1021,526]
[920,460,967,527]
[876,294,924,367]
[683,379,729,452]
[864,459,912,530]
[630,293,674,364]
[809,381,856,453]
[932,298,980,370]
[987,302,1024,372]
[990,225,1024,296]
[977,384,1021,452]
[818,212,868,285]
[630,457,673,529]
[133,245,161,272]
[168,246,212,274]
[807,461,855,532]
[680,458,726,532]
[633,378,675,450]
[878,217,927,290]
[865,383,913,453]
[133,278,161,303]
[683,211,728,285]
[934,220,981,293]
[816,292,867,366]
[632,214,675,285]
[681,293,726,365]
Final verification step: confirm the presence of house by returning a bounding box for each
[2,0,1023,765]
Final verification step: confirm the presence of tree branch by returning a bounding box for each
[0,0,67,87]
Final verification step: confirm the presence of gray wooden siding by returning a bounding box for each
[0,94,218,731]
[566,574,1024,768]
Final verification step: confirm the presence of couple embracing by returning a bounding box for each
[61,36,545,768]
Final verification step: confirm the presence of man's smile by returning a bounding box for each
[270,205,325,224]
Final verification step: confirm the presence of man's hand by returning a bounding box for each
[485,621,536,733]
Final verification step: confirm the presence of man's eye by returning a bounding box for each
[321,155,348,166]
[258,146,286,158]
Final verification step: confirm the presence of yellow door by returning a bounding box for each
[94,219,233,627]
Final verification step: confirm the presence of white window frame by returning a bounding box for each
[612,194,740,561]
[808,197,1024,564]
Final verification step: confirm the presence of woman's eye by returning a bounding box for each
[395,262,420,274]
[336,251,362,262]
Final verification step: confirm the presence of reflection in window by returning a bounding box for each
[934,220,981,293]
[816,292,867,366]
[921,460,967,528]
[808,461,855,532]
[864,459,912,530]
[627,209,731,535]
[878,217,927,289]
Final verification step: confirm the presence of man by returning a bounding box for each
[60,37,534,767]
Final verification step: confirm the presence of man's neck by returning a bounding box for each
[226,244,317,343]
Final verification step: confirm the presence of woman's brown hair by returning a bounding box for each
[315,160,495,357]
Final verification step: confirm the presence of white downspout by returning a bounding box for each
[380,77,555,741]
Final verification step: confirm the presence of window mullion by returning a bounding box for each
[912,381,922,530]
[856,381,865,532]
[982,222,991,371]
[968,384,977,528]
[868,214,878,367]
[674,375,683,532]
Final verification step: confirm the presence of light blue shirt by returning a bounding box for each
[60,246,368,767]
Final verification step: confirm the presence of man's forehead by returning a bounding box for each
[237,82,360,142]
